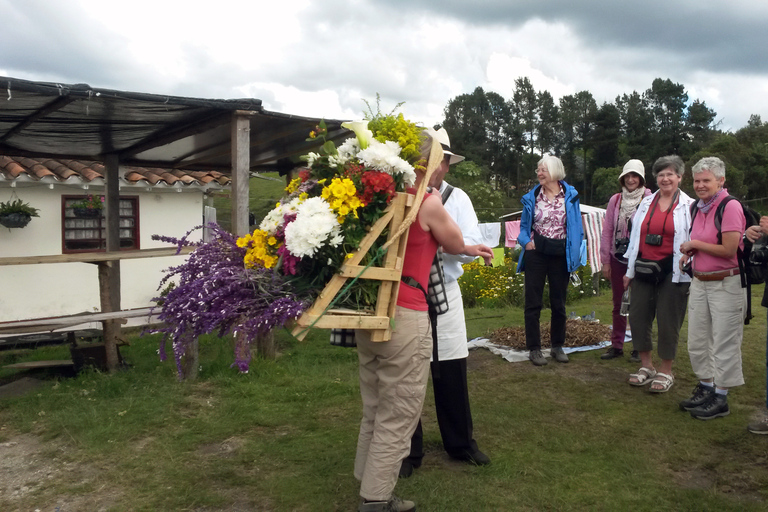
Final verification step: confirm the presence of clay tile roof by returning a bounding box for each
[0,155,230,189]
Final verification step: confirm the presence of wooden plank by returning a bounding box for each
[4,360,74,370]
[0,246,193,266]
[0,309,146,334]
[337,266,402,281]
[297,315,391,330]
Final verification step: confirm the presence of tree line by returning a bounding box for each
[440,78,768,211]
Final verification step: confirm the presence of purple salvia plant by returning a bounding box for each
[148,224,309,378]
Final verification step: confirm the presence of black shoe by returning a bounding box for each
[452,448,491,466]
[529,349,548,366]
[689,393,730,420]
[398,460,416,478]
[601,347,624,360]
[679,383,715,411]
[551,346,569,363]
[629,350,641,363]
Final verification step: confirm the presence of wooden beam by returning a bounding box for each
[0,246,194,266]
[231,111,251,236]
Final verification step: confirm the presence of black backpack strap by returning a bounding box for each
[401,276,440,377]
[441,184,454,205]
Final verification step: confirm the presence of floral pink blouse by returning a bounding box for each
[533,185,566,239]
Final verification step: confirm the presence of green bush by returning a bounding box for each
[458,249,606,308]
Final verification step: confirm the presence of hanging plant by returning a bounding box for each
[70,195,104,218]
[0,198,40,229]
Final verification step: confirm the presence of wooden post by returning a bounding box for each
[231,111,251,237]
[256,331,275,360]
[181,337,200,380]
[101,153,121,372]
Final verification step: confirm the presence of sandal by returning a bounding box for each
[629,367,657,386]
[649,372,674,393]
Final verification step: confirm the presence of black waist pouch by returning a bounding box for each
[533,231,566,257]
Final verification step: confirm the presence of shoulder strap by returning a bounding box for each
[441,184,454,205]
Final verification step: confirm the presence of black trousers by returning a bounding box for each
[523,248,569,351]
[404,357,477,465]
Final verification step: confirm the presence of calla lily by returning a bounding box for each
[341,120,374,150]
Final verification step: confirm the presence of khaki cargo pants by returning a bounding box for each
[354,306,432,501]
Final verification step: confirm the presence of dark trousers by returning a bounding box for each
[524,248,569,351]
[404,357,477,465]
[628,272,689,360]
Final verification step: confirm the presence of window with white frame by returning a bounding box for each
[62,196,139,252]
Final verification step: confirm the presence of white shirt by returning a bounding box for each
[439,181,483,283]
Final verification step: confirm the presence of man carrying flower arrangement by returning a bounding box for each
[354,128,493,512]
[399,128,490,480]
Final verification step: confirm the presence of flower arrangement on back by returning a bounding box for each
[152,111,426,376]
[236,114,424,303]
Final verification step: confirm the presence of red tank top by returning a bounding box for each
[397,196,439,311]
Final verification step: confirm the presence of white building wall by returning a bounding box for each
[0,185,204,322]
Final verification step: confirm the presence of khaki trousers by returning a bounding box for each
[687,275,746,388]
[354,306,432,501]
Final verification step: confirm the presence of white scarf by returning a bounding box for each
[617,186,645,238]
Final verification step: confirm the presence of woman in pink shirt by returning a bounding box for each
[678,156,746,421]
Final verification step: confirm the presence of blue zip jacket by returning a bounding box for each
[516,181,585,273]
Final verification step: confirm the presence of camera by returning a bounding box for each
[645,234,663,246]
[750,248,768,265]
[614,237,630,258]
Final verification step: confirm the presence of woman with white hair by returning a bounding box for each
[599,159,652,361]
[623,155,693,393]
[517,155,585,366]
[678,156,747,420]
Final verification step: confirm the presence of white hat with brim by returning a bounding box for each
[433,127,465,165]
[618,159,645,186]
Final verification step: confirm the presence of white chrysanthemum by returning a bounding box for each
[328,153,349,167]
[337,137,360,160]
[305,152,321,168]
[258,197,304,234]
[284,197,343,258]
[358,139,417,186]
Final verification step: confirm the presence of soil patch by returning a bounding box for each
[487,319,612,350]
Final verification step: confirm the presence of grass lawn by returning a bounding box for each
[1,288,768,511]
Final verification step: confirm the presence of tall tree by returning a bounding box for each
[685,99,717,154]
[645,78,688,156]
[589,102,621,201]
[616,91,654,166]
[536,90,559,156]
[512,77,538,173]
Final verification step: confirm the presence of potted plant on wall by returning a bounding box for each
[70,195,104,218]
[0,198,40,228]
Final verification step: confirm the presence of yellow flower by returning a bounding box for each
[267,236,277,246]
[309,130,316,139]
[346,252,355,259]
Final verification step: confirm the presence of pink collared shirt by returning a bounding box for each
[533,185,566,239]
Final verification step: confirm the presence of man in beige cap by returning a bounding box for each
[599,159,651,361]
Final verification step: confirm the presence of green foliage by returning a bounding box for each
[446,161,505,221]
[3,290,768,510]
[0,198,39,217]
[458,251,606,308]
[591,166,622,206]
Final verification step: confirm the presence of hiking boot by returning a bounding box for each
[551,346,569,363]
[629,350,641,363]
[398,460,416,478]
[451,448,491,466]
[689,393,730,420]
[747,415,768,435]
[679,383,715,411]
[358,495,415,512]
[601,347,624,360]
[529,349,548,366]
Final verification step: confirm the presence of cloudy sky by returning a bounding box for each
[2,0,767,132]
